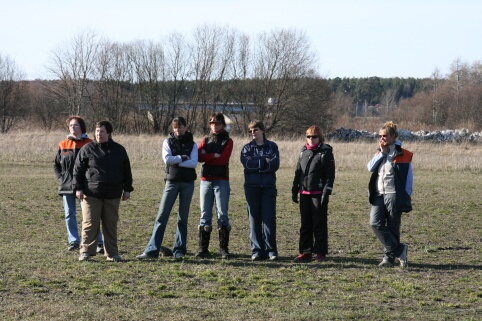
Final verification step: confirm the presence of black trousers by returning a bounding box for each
[299,194,328,255]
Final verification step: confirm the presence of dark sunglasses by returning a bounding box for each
[306,135,319,139]
[248,129,259,133]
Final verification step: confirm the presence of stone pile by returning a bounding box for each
[328,128,482,143]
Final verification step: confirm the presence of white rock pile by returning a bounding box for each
[328,128,482,143]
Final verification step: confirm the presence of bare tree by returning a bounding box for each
[46,30,101,116]
[0,54,27,133]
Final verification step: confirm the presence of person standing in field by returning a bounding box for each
[291,125,335,263]
[240,121,280,261]
[196,113,233,259]
[368,121,413,268]
[136,117,198,260]
[73,120,133,262]
[53,116,104,253]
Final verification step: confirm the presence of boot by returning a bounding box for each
[195,225,211,258]
[218,225,231,259]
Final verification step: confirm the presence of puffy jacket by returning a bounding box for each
[292,144,335,195]
[164,132,198,182]
[198,130,232,180]
[73,138,134,199]
[368,145,413,212]
[53,135,92,195]
[240,139,279,188]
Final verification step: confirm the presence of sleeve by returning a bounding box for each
[122,149,134,193]
[405,162,413,196]
[292,157,302,194]
[323,151,335,195]
[72,147,87,191]
[367,151,384,172]
[53,147,62,180]
[240,143,261,172]
[179,143,198,169]
[259,142,279,173]
[162,138,183,165]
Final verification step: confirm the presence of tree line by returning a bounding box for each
[1,27,481,135]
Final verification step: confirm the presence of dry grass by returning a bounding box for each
[3,131,481,172]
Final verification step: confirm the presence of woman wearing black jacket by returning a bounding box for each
[291,126,335,263]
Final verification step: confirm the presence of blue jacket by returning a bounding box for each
[240,139,279,188]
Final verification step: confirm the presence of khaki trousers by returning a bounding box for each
[80,195,121,257]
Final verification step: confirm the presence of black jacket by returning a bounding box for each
[73,138,134,199]
[292,144,335,195]
[165,132,197,181]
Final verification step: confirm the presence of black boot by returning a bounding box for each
[195,225,211,258]
[218,225,231,259]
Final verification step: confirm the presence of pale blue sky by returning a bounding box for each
[1,0,481,80]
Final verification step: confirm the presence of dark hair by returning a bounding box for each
[172,116,187,127]
[381,121,398,139]
[209,113,226,127]
[66,116,87,134]
[96,120,113,135]
[305,125,325,144]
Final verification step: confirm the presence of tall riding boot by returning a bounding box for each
[218,225,231,259]
[195,225,211,258]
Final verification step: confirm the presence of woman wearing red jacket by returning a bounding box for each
[196,113,233,259]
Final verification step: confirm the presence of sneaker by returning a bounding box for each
[136,253,155,260]
[315,254,326,262]
[68,243,79,251]
[398,244,408,268]
[174,252,185,260]
[251,254,261,261]
[96,244,104,254]
[106,255,122,262]
[220,248,230,259]
[293,253,312,263]
[78,252,90,261]
[378,257,394,267]
[269,255,278,261]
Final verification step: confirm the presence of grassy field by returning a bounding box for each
[0,132,481,320]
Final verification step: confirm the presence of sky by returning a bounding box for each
[1,0,481,80]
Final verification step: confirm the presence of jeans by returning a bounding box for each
[199,180,230,227]
[369,194,403,260]
[299,194,328,255]
[63,194,103,245]
[80,196,120,257]
[144,181,195,257]
[245,186,278,257]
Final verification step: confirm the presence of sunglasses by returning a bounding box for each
[248,129,259,133]
[306,135,319,139]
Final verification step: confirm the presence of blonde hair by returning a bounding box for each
[381,121,398,138]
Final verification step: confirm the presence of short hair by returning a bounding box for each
[209,113,226,127]
[248,120,265,132]
[305,125,325,144]
[96,120,113,134]
[381,121,398,139]
[66,116,87,134]
[172,116,187,127]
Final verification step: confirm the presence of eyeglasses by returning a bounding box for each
[248,129,259,133]
[306,135,319,139]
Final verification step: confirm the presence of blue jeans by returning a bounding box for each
[369,194,403,260]
[63,194,103,245]
[144,180,195,257]
[245,186,278,257]
[199,180,230,227]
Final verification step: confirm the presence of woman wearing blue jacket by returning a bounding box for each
[240,121,280,261]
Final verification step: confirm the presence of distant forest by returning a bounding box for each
[1,28,481,135]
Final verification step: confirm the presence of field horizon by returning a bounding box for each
[0,131,481,320]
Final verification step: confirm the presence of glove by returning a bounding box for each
[292,193,298,203]
[321,194,329,206]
